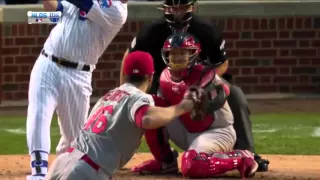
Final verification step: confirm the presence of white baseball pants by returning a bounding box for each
[27,53,92,158]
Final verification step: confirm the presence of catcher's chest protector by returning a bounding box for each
[159,65,215,133]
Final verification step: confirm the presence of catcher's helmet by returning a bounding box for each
[161,32,201,81]
[158,0,197,30]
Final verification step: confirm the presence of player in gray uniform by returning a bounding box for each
[45,51,198,180]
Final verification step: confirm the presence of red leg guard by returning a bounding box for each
[144,128,173,163]
[181,150,244,178]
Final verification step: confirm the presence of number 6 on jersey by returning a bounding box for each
[83,105,114,134]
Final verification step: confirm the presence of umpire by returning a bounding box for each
[120,0,269,172]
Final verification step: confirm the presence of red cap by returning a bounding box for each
[123,51,154,76]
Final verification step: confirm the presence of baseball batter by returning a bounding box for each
[26,0,127,179]
[45,51,197,180]
[132,33,258,179]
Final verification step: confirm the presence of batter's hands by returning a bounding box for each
[183,86,208,121]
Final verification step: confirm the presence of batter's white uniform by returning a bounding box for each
[26,0,127,179]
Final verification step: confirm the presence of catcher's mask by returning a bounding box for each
[158,0,197,31]
[161,32,201,82]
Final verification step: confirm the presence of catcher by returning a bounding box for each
[45,51,203,180]
[121,0,269,171]
[132,33,258,179]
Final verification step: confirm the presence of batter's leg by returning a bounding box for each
[55,68,92,156]
[26,56,60,178]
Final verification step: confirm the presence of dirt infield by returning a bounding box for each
[0,99,319,180]
[0,153,319,180]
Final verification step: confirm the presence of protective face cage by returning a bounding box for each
[161,40,201,81]
[158,0,197,30]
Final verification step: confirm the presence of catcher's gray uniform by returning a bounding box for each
[159,68,236,154]
[46,83,154,180]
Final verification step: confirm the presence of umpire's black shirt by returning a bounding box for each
[129,15,228,94]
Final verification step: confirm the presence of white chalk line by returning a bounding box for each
[5,128,25,134]
[311,127,320,137]
[255,135,303,139]
[253,124,320,138]
[253,128,278,133]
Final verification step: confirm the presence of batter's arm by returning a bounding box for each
[65,0,113,27]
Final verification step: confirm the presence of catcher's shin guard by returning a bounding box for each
[181,150,258,179]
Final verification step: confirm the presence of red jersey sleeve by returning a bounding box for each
[134,105,150,128]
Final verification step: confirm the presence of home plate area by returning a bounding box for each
[1,100,319,180]
[0,153,320,180]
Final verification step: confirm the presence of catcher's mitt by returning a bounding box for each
[197,68,229,115]
[183,86,208,121]
[202,83,228,114]
[183,83,229,121]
